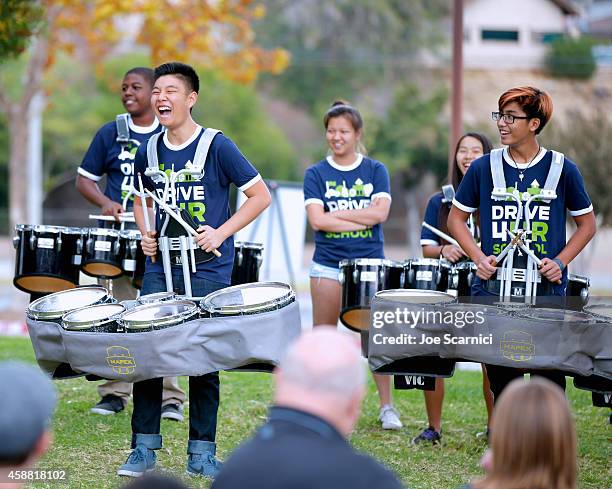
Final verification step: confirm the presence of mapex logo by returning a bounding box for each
[500,330,535,362]
[106,346,136,374]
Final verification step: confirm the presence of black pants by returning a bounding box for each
[485,364,566,403]
[132,374,220,442]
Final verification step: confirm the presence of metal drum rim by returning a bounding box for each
[568,273,590,285]
[27,286,110,320]
[120,300,198,329]
[374,288,457,302]
[406,258,452,268]
[234,241,264,250]
[61,303,126,330]
[515,307,595,322]
[200,281,294,314]
[583,304,612,321]
[119,229,142,239]
[27,224,83,234]
[137,291,177,304]
[339,258,404,268]
[88,228,121,237]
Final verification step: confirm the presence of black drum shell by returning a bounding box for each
[119,231,146,289]
[81,229,123,279]
[63,320,119,333]
[449,261,477,299]
[339,259,404,332]
[13,225,82,294]
[231,242,263,286]
[404,259,451,292]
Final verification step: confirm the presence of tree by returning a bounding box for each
[545,36,596,80]
[0,0,289,232]
[254,0,449,113]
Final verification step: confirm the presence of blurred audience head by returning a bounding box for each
[0,362,57,485]
[475,377,577,489]
[274,327,366,436]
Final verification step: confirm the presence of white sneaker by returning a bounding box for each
[379,405,402,430]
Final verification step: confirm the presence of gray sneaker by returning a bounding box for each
[90,395,124,415]
[161,403,184,422]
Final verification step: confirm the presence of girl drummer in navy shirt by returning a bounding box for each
[414,133,495,445]
[303,100,402,431]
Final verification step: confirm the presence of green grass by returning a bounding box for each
[1,337,609,489]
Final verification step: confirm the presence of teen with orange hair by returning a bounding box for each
[448,87,596,400]
[462,377,577,489]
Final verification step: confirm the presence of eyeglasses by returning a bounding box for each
[491,112,530,124]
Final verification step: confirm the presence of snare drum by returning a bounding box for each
[339,259,404,332]
[448,261,477,298]
[404,258,452,292]
[583,304,612,322]
[14,225,84,293]
[200,282,295,317]
[137,291,176,304]
[81,228,123,279]
[62,303,126,333]
[231,242,264,285]
[120,300,199,332]
[27,286,112,323]
[119,230,145,288]
[566,274,590,311]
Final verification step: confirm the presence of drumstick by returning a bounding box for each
[506,229,561,285]
[422,222,460,246]
[144,188,222,258]
[138,173,157,264]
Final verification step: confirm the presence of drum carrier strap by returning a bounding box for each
[489,148,565,303]
[115,113,131,144]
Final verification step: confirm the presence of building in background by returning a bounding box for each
[463,0,580,69]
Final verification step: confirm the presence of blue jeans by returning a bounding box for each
[132,271,227,446]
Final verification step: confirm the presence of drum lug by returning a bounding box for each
[352,269,359,284]
[56,234,62,252]
[113,240,121,256]
[580,287,589,305]
[86,237,93,254]
[338,270,344,285]
[76,237,83,254]
[236,250,243,267]
[29,234,37,250]
[130,240,138,254]
[12,235,20,250]
[256,254,263,269]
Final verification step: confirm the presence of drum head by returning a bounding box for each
[62,303,125,330]
[201,282,294,316]
[120,300,197,331]
[517,308,594,322]
[374,289,456,304]
[27,286,110,320]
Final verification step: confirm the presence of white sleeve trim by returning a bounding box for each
[570,204,593,217]
[452,198,477,213]
[77,167,102,182]
[420,239,439,246]
[371,192,392,202]
[238,174,262,192]
[305,198,324,207]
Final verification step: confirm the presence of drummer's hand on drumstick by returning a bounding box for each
[141,230,158,257]
[102,200,124,223]
[441,244,467,263]
[196,225,225,254]
[476,255,498,280]
[539,258,563,284]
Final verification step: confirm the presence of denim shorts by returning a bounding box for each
[309,261,340,281]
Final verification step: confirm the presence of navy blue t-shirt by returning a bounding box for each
[79,116,162,206]
[303,155,391,269]
[135,125,261,284]
[421,191,477,246]
[453,148,592,289]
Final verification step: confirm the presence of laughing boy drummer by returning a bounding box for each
[121,62,270,478]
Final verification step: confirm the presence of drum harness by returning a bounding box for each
[489,148,565,304]
[141,127,221,298]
